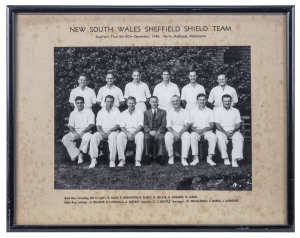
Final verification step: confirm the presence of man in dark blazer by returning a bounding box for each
[143,96,167,165]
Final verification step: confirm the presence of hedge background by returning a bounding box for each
[54,46,251,140]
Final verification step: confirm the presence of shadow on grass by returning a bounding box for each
[55,142,252,190]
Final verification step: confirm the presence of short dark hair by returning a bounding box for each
[162,68,170,74]
[149,96,159,101]
[189,70,197,75]
[222,94,232,101]
[106,70,115,78]
[75,96,85,102]
[127,96,136,103]
[196,93,206,100]
[171,95,180,100]
[78,73,87,78]
[132,69,140,74]
[105,95,115,101]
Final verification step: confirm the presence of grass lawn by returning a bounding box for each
[55,142,252,190]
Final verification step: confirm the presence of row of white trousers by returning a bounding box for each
[62,130,244,161]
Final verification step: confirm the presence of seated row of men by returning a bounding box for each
[69,69,238,113]
[62,93,244,169]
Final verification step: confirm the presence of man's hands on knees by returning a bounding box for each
[73,132,81,140]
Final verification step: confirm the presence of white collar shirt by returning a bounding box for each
[68,108,95,133]
[96,107,121,132]
[69,86,97,109]
[190,106,214,130]
[96,85,125,107]
[120,109,144,132]
[166,107,190,132]
[124,81,151,103]
[214,107,242,131]
[208,85,238,108]
[153,82,180,111]
[151,108,158,114]
[181,83,205,104]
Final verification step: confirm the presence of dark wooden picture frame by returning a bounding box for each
[7,5,295,232]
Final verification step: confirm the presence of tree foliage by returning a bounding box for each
[55,46,251,140]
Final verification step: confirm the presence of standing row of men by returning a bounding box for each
[68,69,238,113]
[62,92,244,169]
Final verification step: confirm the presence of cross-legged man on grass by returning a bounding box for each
[62,96,95,164]
[117,96,144,167]
[89,95,121,168]
[165,95,191,166]
[143,96,167,165]
[215,94,244,167]
[190,93,217,166]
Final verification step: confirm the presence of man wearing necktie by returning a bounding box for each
[143,96,167,165]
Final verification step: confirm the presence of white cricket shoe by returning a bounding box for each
[232,158,239,168]
[207,157,216,166]
[224,158,231,165]
[190,157,199,166]
[135,161,141,167]
[118,160,125,167]
[181,158,189,166]
[109,161,116,168]
[168,156,174,165]
[78,153,84,164]
[89,158,97,168]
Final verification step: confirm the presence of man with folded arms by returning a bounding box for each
[143,96,167,165]
[62,96,95,164]
[208,74,238,110]
[165,95,191,166]
[117,96,144,167]
[89,95,121,168]
[96,71,125,110]
[181,70,206,112]
[69,74,97,111]
[124,69,151,112]
[190,93,217,166]
[215,94,244,167]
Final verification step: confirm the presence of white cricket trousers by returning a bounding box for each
[216,130,244,160]
[190,131,217,156]
[117,131,144,161]
[165,131,191,158]
[62,132,91,160]
[89,131,119,161]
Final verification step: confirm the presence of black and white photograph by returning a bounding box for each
[54,46,251,190]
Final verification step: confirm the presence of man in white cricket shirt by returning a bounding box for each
[181,70,205,112]
[89,95,121,168]
[153,69,180,112]
[215,94,244,167]
[62,96,95,164]
[96,71,125,110]
[124,69,151,112]
[117,96,144,167]
[69,74,97,111]
[165,95,191,166]
[208,74,238,110]
[190,93,217,166]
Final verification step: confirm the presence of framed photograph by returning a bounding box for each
[7,5,294,231]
